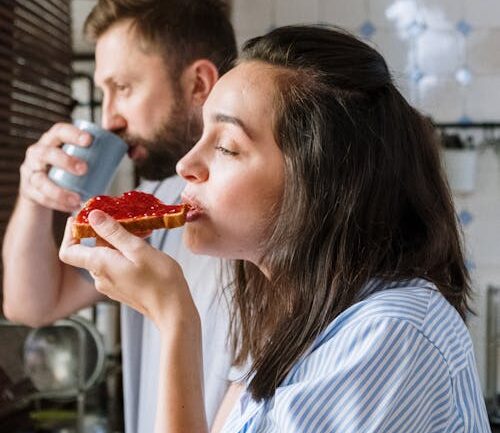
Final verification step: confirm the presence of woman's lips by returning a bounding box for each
[186,207,203,222]
[181,194,205,222]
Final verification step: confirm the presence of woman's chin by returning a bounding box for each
[182,229,210,256]
[182,225,248,260]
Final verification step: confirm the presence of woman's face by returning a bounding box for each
[176,61,285,265]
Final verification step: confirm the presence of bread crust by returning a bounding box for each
[72,201,187,240]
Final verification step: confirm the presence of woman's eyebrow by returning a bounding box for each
[213,113,254,139]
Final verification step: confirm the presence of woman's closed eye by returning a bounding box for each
[215,145,239,156]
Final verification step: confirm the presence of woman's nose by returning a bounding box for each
[176,149,209,183]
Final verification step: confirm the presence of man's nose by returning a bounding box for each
[101,105,127,132]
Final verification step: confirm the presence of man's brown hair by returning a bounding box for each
[84,0,237,77]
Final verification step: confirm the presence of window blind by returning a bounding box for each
[0,0,73,296]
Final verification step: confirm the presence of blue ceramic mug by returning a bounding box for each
[48,120,128,202]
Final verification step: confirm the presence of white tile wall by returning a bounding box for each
[464,0,500,28]
[466,76,500,121]
[416,30,462,75]
[418,76,464,121]
[318,0,367,29]
[467,30,500,75]
[419,0,464,30]
[232,0,274,38]
[275,0,318,26]
[369,0,408,29]
[231,0,500,123]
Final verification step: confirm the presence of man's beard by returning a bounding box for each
[120,103,201,181]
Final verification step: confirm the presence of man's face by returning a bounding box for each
[94,20,201,180]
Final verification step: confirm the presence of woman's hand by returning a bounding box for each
[59,210,197,329]
[61,210,208,432]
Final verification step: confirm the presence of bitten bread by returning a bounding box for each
[72,191,187,240]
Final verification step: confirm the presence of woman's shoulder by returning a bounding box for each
[359,279,472,356]
[307,278,473,378]
[344,278,468,334]
[253,279,486,433]
[354,278,437,327]
[323,278,438,340]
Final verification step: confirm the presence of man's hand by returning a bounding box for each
[19,122,92,212]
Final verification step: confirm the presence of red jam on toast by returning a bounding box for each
[73,191,187,239]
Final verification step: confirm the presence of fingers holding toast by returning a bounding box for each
[72,191,187,240]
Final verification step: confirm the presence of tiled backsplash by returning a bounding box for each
[232,0,500,123]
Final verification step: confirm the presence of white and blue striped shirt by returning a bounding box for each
[221,279,491,433]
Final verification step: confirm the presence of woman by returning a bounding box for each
[60,26,491,433]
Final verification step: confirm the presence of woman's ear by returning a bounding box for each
[182,60,219,107]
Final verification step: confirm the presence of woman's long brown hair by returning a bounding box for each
[229,25,472,402]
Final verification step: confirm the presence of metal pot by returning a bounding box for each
[23,316,106,399]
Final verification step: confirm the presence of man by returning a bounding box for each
[2,1,237,431]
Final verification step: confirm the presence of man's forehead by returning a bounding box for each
[94,41,169,85]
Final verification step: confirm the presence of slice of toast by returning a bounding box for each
[72,191,187,240]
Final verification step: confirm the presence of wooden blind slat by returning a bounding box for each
[0,210,18,221]
[1,77,73,102]
[0,25,72,65]
[33,0,70,25]
[0,109,67,129]
[0,139,32,154]
[0,172,21,184]
[0,41,72,82]
[13,82,73,106]
[0,200,18,212]
[8,113,60,131]
[0,184,22,194]
[14,7,71,51]
[0,6,15,24]
[10,31,72,71]
[0,159,24,170]
[0,70,73,105]
[4,85,71,107]
[18,0,70,28]
[2,127,45,141]
[0,95,71,121]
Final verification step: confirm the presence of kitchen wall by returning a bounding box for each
[233,0,500,123]
[71,0,500,392]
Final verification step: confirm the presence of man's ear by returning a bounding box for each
[181,60,219,107]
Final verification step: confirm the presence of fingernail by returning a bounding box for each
[89,211,106,225]
[75,162,87,174]
[79,133,91,146]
